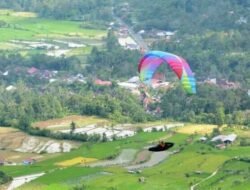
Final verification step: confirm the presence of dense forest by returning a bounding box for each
[160,85,250,126]
[152,31,250,87]
[0,82,150,127]
[119,0,250,32]
[85,32,140,79]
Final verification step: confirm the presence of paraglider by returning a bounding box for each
[138,51,196,94]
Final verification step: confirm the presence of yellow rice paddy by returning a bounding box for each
[56,157,98,167]
[176,124,218,135]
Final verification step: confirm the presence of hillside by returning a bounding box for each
[0,1,249,190]
[1,124,250,190]
[113,0,250,87]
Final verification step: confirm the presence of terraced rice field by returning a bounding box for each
[56,157,98,167]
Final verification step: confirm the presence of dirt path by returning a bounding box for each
[190,169,218,190]
[7,173,45,190]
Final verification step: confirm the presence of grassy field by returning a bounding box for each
[18,167,101,190]
[1,132,169,177]
[0,9,105,42]
[32,115,110,130]
[1,124,250,190]
[0,9,106,57]
[196,158,250,190]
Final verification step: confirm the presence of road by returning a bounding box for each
[190,169,218,190]
[111,5,149,52]
[7,173,45,190]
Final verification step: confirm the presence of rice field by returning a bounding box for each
[1,124,250,190]
[56,157,98,167]
[0,127,18,134]
[176,124,218,135]
[0,9,106,56]
[32,115,109,130]
[0,9,106,42]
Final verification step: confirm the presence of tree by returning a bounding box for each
[70,121,76,135]
[0,171,12,185]
[215,103,225,126]
[18,115,31,131]
[102,132,108,142]
[211,127,220,137]
[106,31,119,51]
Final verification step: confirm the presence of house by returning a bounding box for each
[119,27,129,37]
[236,16,247,24]
[217,79,240,89]
[6,85,16,91]
[23,158,36,165]
[126,43,139,50]
[116,130,136,138]
[211,134,237,144]
[109,22,115,27]
[200,137,208,142]
[143,125,166,132]
[94,79,112,86]
[103,130,120,141]
[138,30,145,35]
[223,134,237,144]
[156,30,175,38]
[152,81,170,89]
[118,36,138,50]
[117,82,138,90]
[165,123,184,129]
[85,128,108,136]
[27,67,39,75]
[41,70,53,79]
[0,159,4,165]
[49,78,57,83]
[3,71,8,76]
[204,78,217,85]
[165,31,175,36]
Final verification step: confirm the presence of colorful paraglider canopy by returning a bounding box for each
[138,51,196,94]
[148,142,174,152]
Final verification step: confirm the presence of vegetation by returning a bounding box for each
[113,0,250,88]
[0,0,112,21]
[85,32,140,80]
[1,126,247,190]
[0,1,249,189]
[0,9,106,42]
[0,171,12,185]
[0,82,152,139]
[196,157,250,190]
[119,0,249,33]
[160,85,250,125]
[152,32,250,88]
